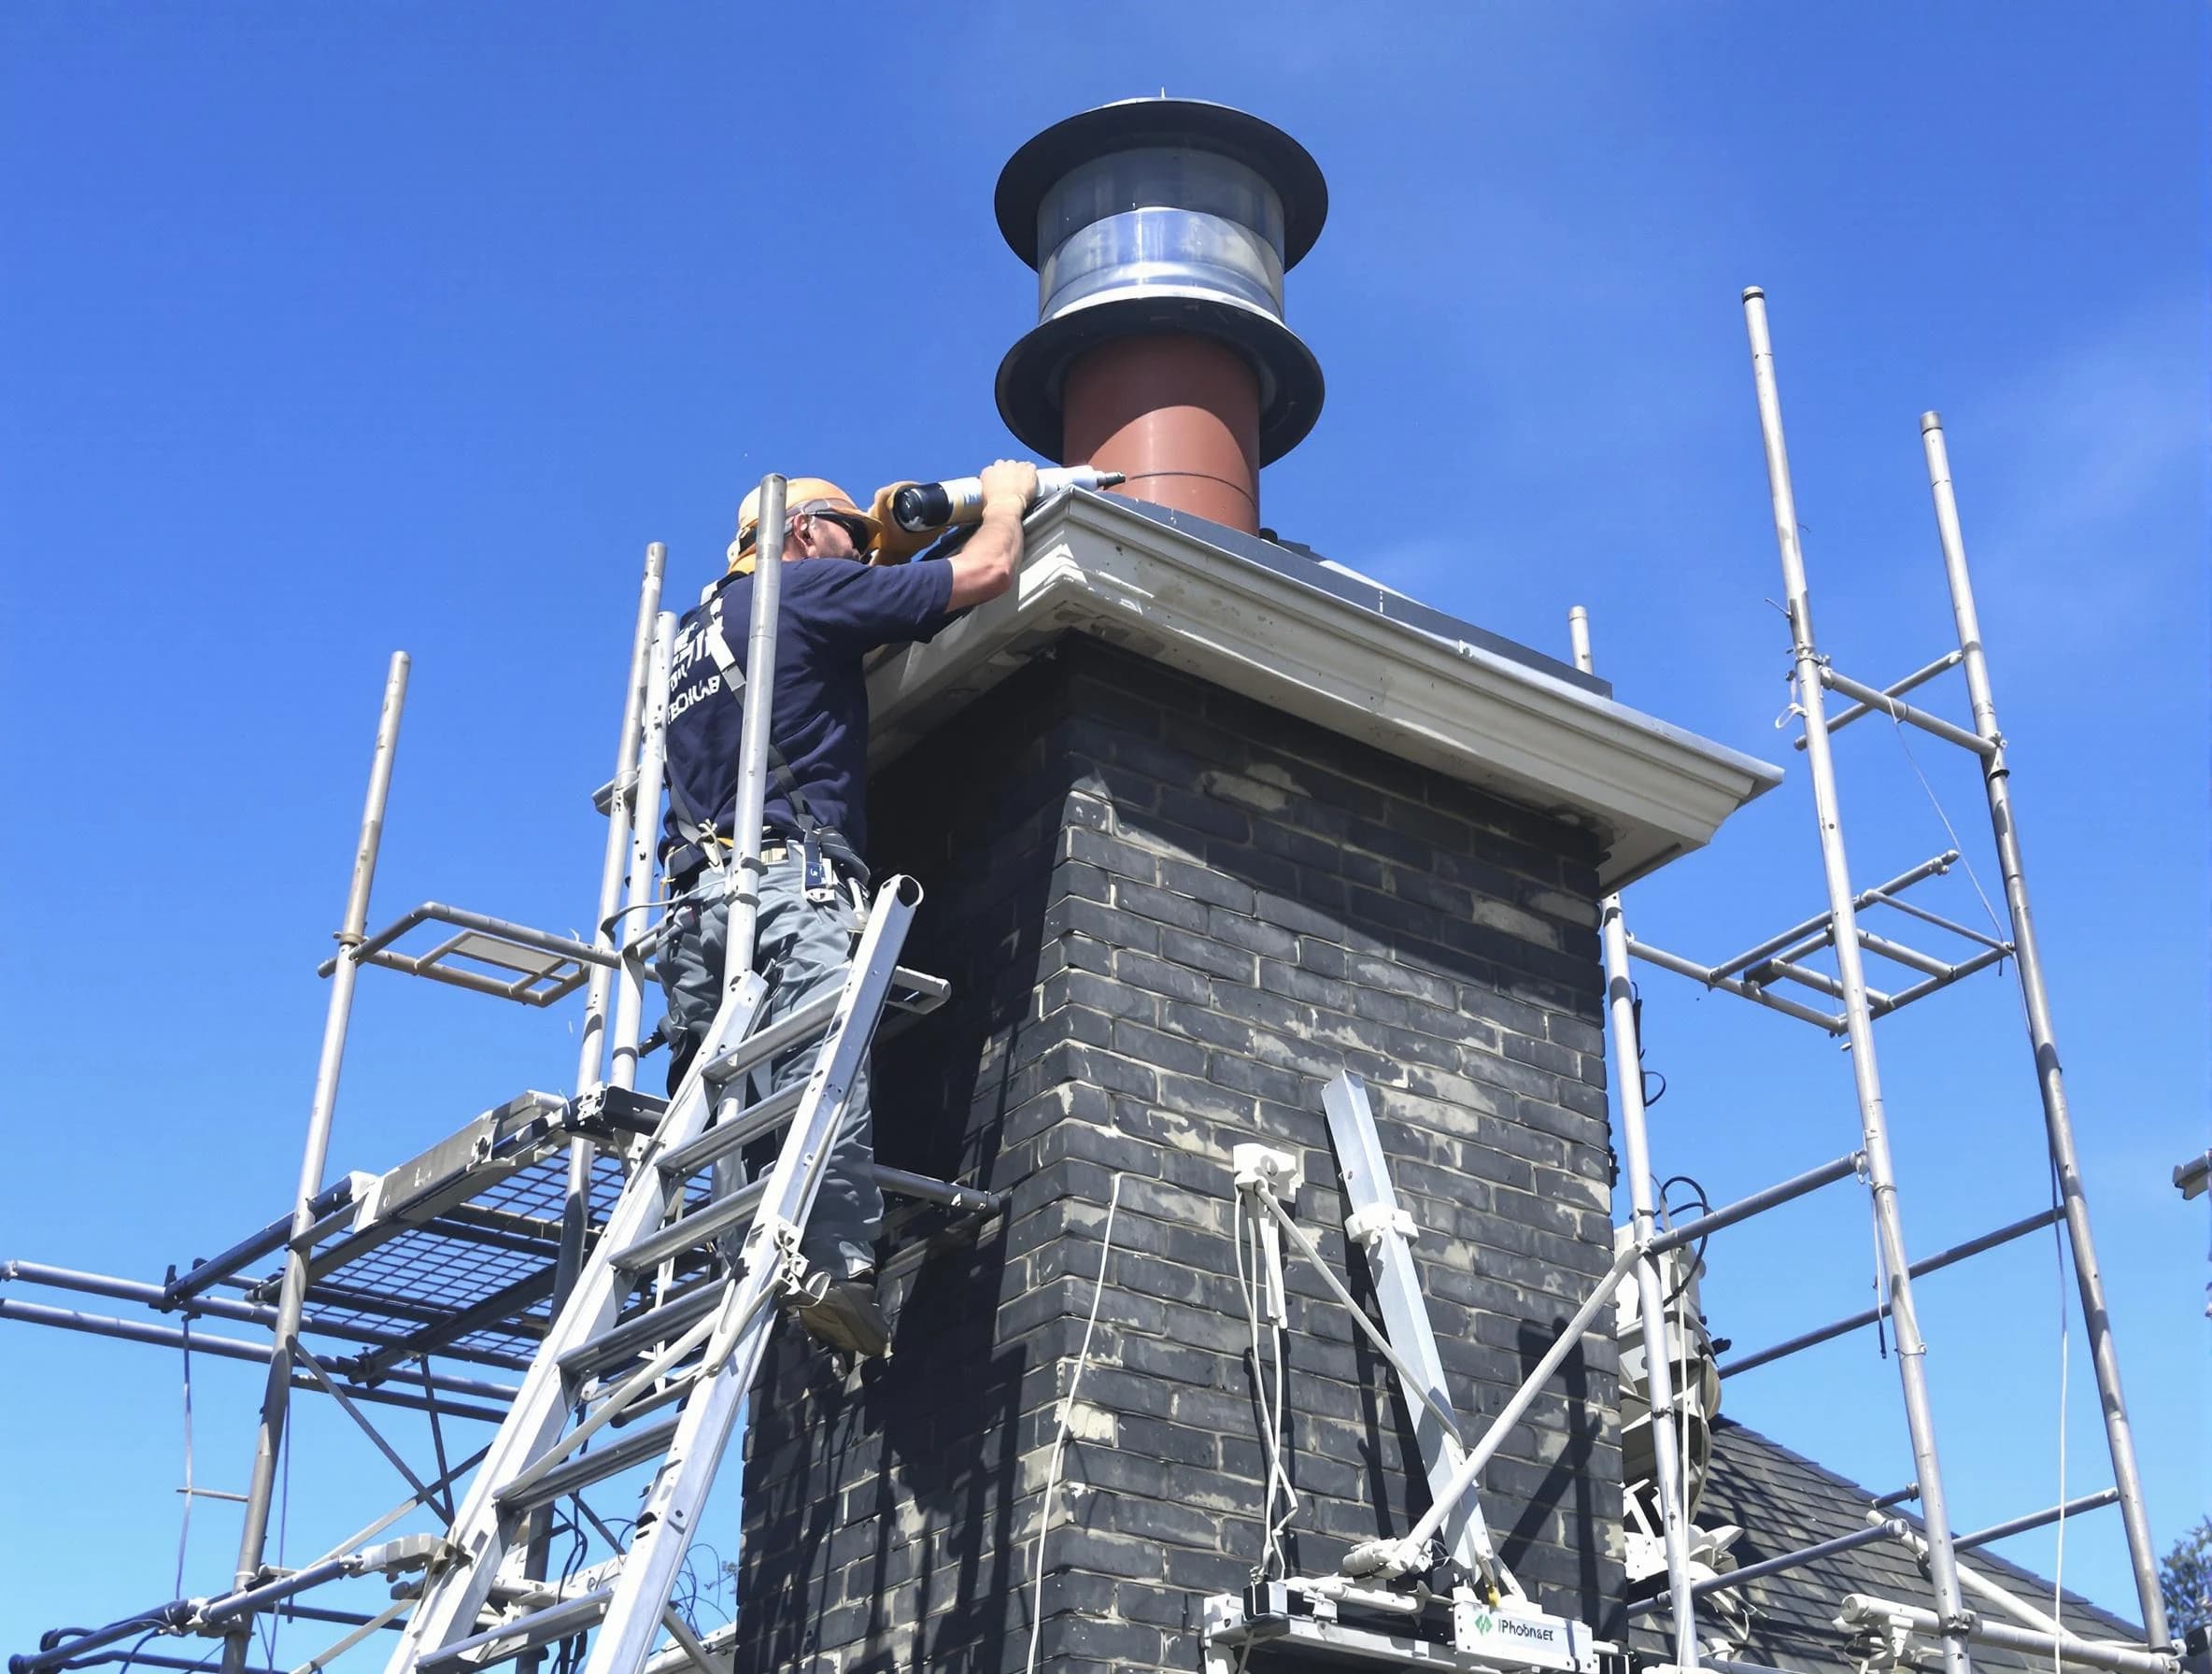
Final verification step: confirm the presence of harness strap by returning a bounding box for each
[703,591,823,835]
[661,589,871,888]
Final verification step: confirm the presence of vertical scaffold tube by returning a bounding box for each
[1570,606,1699,1672]
[223,651,410,1674]
[724,475,787,982]
[1741,288,1973,1674]
[1920,413,2170,1650]
[518,545,668,1658]
[609,615,676,1093]
[561,543,667,1285]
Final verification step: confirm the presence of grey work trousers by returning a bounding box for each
[654,847,883,1281]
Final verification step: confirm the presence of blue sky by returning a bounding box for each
[2,3,2205,1657]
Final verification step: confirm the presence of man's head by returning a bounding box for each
[728,477,883,575]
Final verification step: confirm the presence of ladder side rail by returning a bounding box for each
[1742,288,1973,1674]
[223,650,411,1674]
[381,974,769,1670]
[1569,607,1700,1671]
[1920,411,2171,1648]
[580,876,924,1674]
[1318,1071,1506,1591]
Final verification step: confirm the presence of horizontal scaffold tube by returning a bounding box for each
[1836,1595,2177,1674]
[0,1299,514,1419]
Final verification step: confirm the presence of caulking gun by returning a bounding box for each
[889,465,1126,534]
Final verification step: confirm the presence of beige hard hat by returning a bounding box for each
[727,476,883,574]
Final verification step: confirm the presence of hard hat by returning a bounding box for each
[728,476,884,574]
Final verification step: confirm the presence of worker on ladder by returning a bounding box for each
[655,460,1039,1356]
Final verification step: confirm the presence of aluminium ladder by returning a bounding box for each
[383,872,930,1674]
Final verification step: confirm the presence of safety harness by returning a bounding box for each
[662,581,870,901]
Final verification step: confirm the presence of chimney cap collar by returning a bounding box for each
[996,97,1327,269]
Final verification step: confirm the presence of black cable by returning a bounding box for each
[1656,1174,1712,1305]
[100,1630,163,1674]
[1630,984,1668,1111]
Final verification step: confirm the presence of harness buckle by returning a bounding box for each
[801,834,839,904]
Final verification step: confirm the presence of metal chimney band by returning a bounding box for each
[1039,207,1286,324]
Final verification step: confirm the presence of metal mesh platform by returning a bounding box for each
[289,1108,714,1373]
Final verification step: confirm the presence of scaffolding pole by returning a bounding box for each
[1741,288,1973,1674]
[561,542,668,1291]
[1919,412,2170,1650]
[222,652,410,1674]
[724,474,787,983]
[1570,605,1698,1672]
[609,615,676,1094]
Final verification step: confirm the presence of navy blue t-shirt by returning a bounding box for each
[662,556,957,859]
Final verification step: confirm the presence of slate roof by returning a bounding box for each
[1629,1417,2146,1672]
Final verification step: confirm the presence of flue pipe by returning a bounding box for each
[993,98,1328,533]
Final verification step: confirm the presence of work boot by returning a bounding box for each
[788,1271,891,1359]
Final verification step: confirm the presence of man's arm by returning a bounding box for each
[944,459,1040,612]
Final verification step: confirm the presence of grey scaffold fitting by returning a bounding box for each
[1340,1535,1434,1582]
[1343,1202,1418,1250]
[1231,1142,1303,1200]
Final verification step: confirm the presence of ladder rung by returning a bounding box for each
[495,1413,681,1514]
[698,993,840,1088]
[657,1084,803,1180]
[612,1161,995,1277]
[890,965,951,1010]
[558,1283,724,1382]
[612,1180,766,1274]
[692,966,948,1092]
[416,1588,613,1674]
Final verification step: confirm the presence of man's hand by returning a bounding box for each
[978,458,1039,517]
[947,459,1041,611]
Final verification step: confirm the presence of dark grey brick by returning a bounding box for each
[1113,947,1212,1005]
[1110,1018,1212,1079]
[1158,926,1257,984]
[1114,878,1212,934]
[1063,825,1162,884]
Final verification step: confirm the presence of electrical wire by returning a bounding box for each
[1232,1189,1298,1580]
[1630,984,1668,1112]
[1866,1192,1893,1362]
[1026,1173,1125,1674]
[1247,1194,1291,1574]
[111,1630,166,1674]
[1879,709,2007,943]
[1655,1177,1710,1307]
